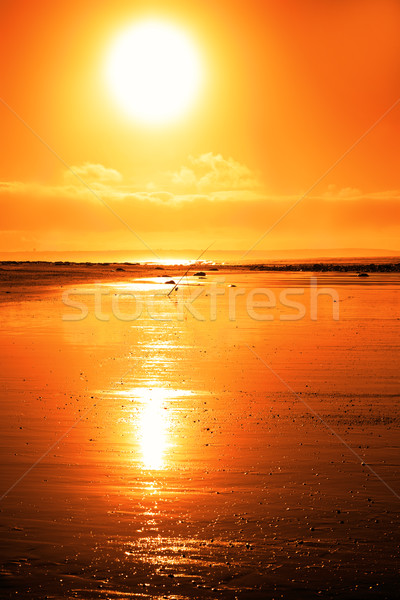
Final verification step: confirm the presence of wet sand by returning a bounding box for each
[0,264,399,599]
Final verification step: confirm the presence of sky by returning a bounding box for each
[1,0,399,257]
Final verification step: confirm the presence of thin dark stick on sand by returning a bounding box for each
[167,241,215,296]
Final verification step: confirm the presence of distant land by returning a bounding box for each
[0,248,399,264]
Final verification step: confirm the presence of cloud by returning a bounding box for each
[169,153,262,192]
[57,156,262,203]
[1,176,399,230]
[1,161,399,251]
[148,191,174,203]
[64,163,123,185]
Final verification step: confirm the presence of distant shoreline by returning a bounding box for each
[0,248,399,265]
[1,259,400,272]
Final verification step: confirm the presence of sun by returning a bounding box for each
[105,19,202,124]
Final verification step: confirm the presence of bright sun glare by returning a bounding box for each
[106,19,202,124]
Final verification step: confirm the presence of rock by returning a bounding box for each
[165,279,175,284]
[194,271,206,276]
[358,272,369,277]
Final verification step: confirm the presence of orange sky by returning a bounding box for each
[1,0,399,255]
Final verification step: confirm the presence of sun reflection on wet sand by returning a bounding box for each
[123,387,193,471]
[138,388,168,470]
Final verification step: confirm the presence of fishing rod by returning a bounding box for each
[167,241,215,297]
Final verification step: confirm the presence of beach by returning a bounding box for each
[0,263,399,599]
